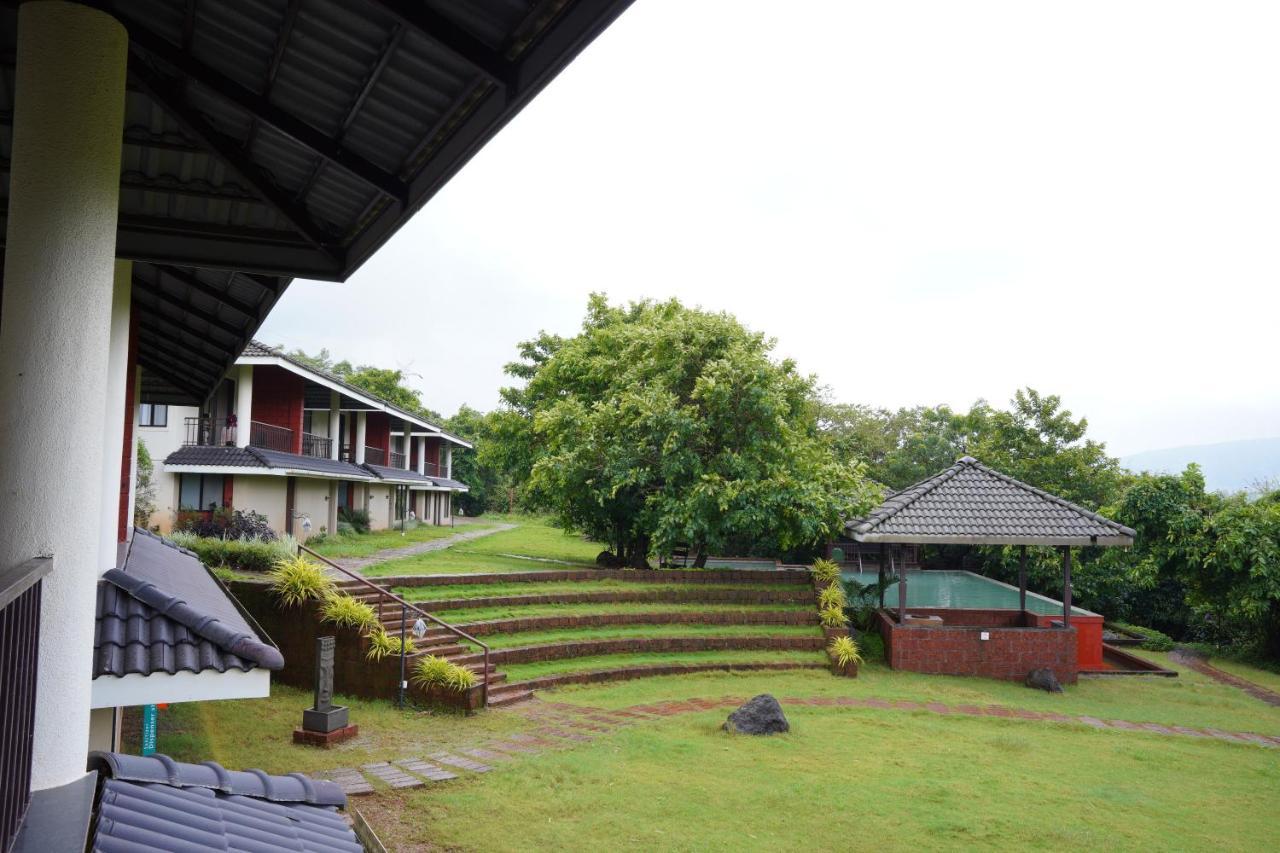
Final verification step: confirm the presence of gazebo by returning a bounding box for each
[846,456,1136,683]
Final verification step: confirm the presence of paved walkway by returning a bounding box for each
[1171,650,1280,707]
[332,521,514,573]
[311,692,1279,796]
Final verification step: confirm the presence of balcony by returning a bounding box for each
[364,446,386,466]
[300,432,332,459]
[183,416,237,447]
[389,450,406,469]
[248,420,293,453]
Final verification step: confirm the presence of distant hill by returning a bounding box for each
[1122,437,1280,494]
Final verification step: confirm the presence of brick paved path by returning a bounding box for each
[311,691,1277,796]
[1171,650,1280,707]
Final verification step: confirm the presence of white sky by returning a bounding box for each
[258,0,1280,457]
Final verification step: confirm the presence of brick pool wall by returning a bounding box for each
[876,609,1078,685]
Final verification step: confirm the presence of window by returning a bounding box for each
[139,403,168,427]
[178,474,225,511]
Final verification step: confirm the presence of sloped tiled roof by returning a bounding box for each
[88,752,359,853]
[94,530,284,679]
[362,463,436,484]
[164,444,375,480]
[251,448,374,479]
[164,445,267,468]
[428,476,470,491]
[847,457,1136,547]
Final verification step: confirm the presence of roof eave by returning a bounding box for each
[851,533,1135,547]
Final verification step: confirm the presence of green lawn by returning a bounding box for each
[500,650,828,682]
[395,702,1280,852]
[433,601,811,623]
[474,623,820,650]
[362,516,602,576]
[1204,657,1280,694]
[398,578,791,603]
[306,522,482,559]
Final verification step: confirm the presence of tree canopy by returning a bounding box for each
[282,346,441,421]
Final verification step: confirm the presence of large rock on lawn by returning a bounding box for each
[723,694,790,735]
[1025,668,1063,693]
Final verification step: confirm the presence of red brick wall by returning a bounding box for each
[250,365,305,454]
[877,610,1078,685]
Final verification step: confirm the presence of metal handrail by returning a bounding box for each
[297,544,490,703]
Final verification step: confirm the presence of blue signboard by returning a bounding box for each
[142,704,157,756]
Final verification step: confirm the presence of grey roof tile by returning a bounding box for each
[362,463,437,484]
[163,445,267,467]
[88,752,359,853]
[848,456,1136,547]
[94,529,283,679]
[251,448,376,479]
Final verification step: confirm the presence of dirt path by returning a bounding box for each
[1170,650,1280,707]
[332,522,515,573]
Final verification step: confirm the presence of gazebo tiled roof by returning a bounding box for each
[847,456,1135,547]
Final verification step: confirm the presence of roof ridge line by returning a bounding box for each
[960,457,1136,536]
[860,461,966,533]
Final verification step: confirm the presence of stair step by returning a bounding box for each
[485,685,533,707]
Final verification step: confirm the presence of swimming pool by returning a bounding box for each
[840,569,1096,617]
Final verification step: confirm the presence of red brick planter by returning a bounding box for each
[829,660,859,678]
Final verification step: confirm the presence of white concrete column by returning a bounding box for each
[125,366,142,534]
[403,423,412,471]
[446,445,453,479]
[327,480,339,535]
[328,390,340,460]
[0,1,127,794]
[416,436,426,475]
[98,260,131,572]
[355,412,367,464]
[235,364,254,447]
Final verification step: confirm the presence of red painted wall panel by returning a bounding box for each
[117,309,139,542]
[365,412,390,455]
[250,365,305,454]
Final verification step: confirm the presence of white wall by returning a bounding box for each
[232,475,288,535]
[294,477,330,540]
[367,483,394,530]
[139,403,198,531]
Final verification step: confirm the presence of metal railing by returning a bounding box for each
[0,557,51,851]
[300,432,332,459]
[249,420,294,453]
[422,461,442,478]
[297,545,490,703]
[389,450,406,469]
[182,415,237,447]
[364,446,386,466]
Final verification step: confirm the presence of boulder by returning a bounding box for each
[1025,668,1063,693]
[723,694,790,735]
[595,550,625,568]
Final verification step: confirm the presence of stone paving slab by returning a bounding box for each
[313,768,374,796]
[461,747,511,763]
[396,758,459,782]
[429,752,493,773]
[362,761,424,789]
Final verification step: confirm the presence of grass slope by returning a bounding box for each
[307,523,480,559]
[475,623,820,650]
[500,650,828,682]
[364,516,602,576]
[398,578,791,603]
[432,601,811,623]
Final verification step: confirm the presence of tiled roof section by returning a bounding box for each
[847,457,1136,547]
[362,463,436,484]
[94,530,284,679]
[243,339,474,448]
[88,752,359,853]
[163,445,267,467]
[429,477,470,491]
[251,448,376,479]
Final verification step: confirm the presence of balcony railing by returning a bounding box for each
[182,416,236,447]
[0,557,51,851]
[364,446,386,466]
[249,420,294,453]
[300,432,332,459]
[389,450,406,469]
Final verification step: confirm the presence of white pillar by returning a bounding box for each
[328,389,340,460]
[355,411,367,464]
[403,423,412,470]
[235,364,254,447]
[98,260,131,572]
[125,366,142,534]
[416,436,426,475]
[327,480,339,535]
[446,445,453,479]
[0,1,127,794]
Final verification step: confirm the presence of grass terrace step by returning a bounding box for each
[509,659,829,691]
[394,585,814,612]
[427,601,812,623]
[470,623,820,650]
[500,649,829,683]
[446,608,818,636]
[347,568,810,588]
[453,635,825,667]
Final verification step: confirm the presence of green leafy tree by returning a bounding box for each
[509,294,879,566]
[282,346,441,421]
[134,439,157,529]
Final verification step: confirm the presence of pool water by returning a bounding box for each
[840,569,1096,617]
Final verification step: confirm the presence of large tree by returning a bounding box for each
[507,295,878,566]
[282,346,441,421]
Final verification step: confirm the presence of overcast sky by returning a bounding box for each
[258,0,1280,458]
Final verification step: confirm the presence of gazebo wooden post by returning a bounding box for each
[1061,546,1072,628]
[878,543,886,608]
[896,546,907,622]
[1018,545,1027,612]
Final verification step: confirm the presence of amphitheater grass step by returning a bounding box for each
[427,601,812,623]
[392,584,813,612]
[436,608,817,639]
[468,623,821,650]
[453,635,824,668]
[355,567,810,588]
[500,649,829,683]
[509,660,829,691]
[393,578,802,602]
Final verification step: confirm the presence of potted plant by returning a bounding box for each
[828,635,863,678]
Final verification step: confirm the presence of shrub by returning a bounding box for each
[818,582,847,610]
[170,532,298,573]
[411,654,477,693]
[321,593,378,633]
[336,521,356,536]
[175,507,276,541]
[819,606,848,628]
[268,555,334,606]
[810,559,841,584]
[828,635,864,668]
[365,629,417,661]
[1108,621,1175,651]
[338,506,371,534]
[857,631,885,661]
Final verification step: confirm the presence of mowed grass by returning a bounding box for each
[362,516,602,576]
[433,601,811,623]
[500,649,828,682]
[307,522,483,559]
[1205,657,1280,694]
[397,578,792,603]
[389,704,1280,852]
[475,623,820,649]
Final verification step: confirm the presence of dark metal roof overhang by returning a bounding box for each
[0,0,635,404]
